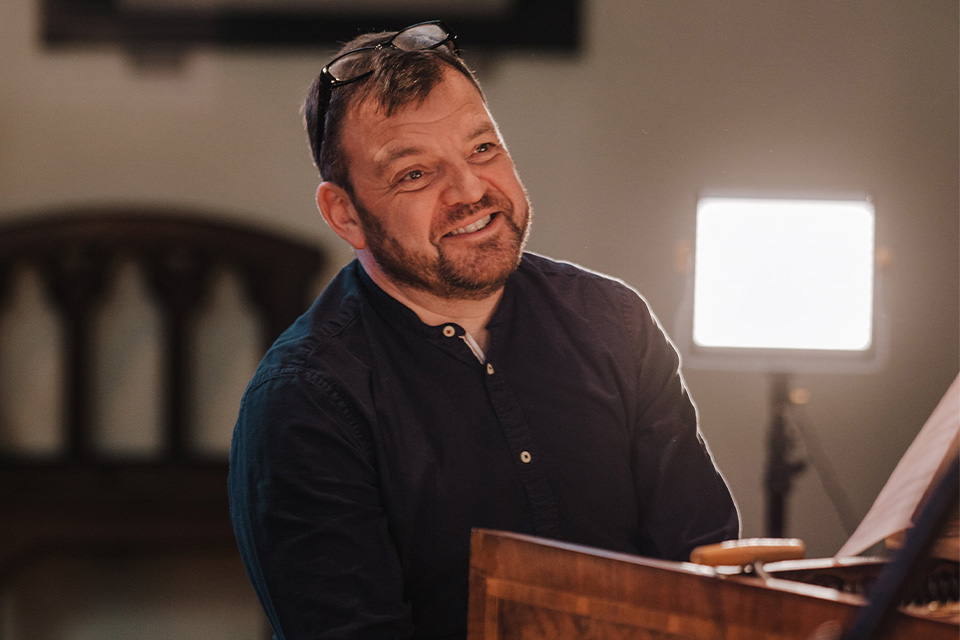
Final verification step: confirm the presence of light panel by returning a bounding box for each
[693,197,875,351]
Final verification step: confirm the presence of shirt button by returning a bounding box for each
[442,325,456,338]
[486,363,495,375]
[520,451,532,463]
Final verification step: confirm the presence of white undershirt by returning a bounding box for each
[459,332,486,363]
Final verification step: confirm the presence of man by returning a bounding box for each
[229,20,739,640]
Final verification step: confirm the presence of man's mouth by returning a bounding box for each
[446,213,494,237]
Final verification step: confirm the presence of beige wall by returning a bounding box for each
[0,0,957,635]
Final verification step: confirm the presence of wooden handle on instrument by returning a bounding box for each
[690,538,806,566]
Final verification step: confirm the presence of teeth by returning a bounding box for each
[448,214,492,236]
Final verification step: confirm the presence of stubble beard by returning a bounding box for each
[356,191,531,301]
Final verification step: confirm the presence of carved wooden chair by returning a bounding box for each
[0,209,324,587]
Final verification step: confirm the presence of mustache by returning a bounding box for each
[441,192,513,227]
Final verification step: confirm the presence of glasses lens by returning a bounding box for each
[326,50,375,83]
[321,22,456,86]
[392,23,449,51]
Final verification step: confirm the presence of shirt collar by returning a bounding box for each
[354,256,524,342]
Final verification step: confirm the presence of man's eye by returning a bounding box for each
[395,168,431,190]
[476,143,494,154]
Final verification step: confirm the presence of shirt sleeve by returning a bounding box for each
[618,285,741,561]
[228,370,413,640]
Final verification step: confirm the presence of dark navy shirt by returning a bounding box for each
[229,253,739,640]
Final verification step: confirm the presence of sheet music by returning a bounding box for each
[836,373,960,558]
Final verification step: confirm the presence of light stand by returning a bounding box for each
[676,196,883,540]
[763,372,807,538]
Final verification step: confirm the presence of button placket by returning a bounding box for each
[482,357,561,538]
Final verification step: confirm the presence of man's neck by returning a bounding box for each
[357,253,502,352]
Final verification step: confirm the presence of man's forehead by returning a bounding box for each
[376,120,495,161]
[342,73,499,181]
[343,72,495,158]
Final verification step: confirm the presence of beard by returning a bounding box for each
[355,190,530,301]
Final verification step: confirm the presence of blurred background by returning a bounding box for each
[0,0,957,637]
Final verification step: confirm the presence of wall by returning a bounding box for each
[0,0,957,636]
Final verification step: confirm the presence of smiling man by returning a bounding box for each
[229,21,739,640]
[317,66,530,343]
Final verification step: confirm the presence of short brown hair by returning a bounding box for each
[303,30,484,195]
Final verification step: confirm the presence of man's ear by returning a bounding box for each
[316,181,366,250]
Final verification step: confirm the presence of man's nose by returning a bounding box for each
[441,159,486,206]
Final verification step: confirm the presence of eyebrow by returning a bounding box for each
[376,145,425,176]
[467,122,497,140]
[375,122,499,176]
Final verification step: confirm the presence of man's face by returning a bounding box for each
[341,70,531,300]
